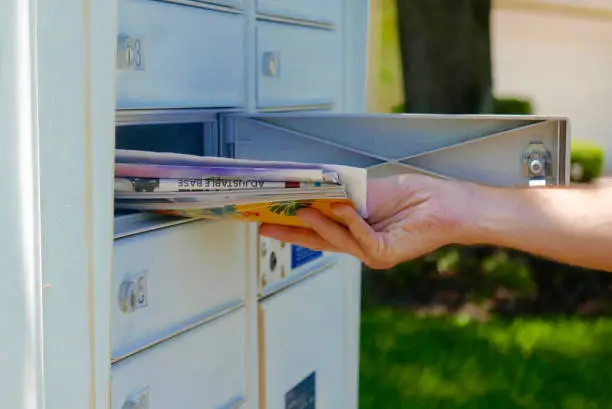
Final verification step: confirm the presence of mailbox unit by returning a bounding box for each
[1,1,570,409]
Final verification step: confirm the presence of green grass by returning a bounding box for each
[360,308,612,409]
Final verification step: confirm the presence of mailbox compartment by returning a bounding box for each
[111,307,247,409]
[112,219,247,360]
[258,267,346,409]
[115,121,216,157]
[116,0,245,109]
[256,22,342,109]
[112,113,225,239]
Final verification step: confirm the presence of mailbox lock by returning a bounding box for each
[118,272,148,313]
[117,35,133,69]
[269,251,277,272]
[117,35,146,70]
[262,51,280,77]
[528,159,543,175]
[119,281,137,313]
[268,58,277,76]
[522,142,552,186]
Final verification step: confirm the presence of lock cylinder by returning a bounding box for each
[522,142,552,187]
[118,272,148,313]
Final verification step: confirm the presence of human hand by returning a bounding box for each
[259,174,484,269]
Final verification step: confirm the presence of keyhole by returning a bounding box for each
[268,59,276,76]
[529,159,543,175]
[270,252,277,272]
[125,45,134,65]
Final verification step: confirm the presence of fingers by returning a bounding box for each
[259,224,340,252]
[330,204,381,251]
[295,208,369,260]
[260,206,391,268]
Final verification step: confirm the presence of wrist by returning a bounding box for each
[454,183,530,247]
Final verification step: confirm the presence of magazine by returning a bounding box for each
[114,149,368,227]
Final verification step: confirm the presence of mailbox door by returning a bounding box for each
[258,267,346,409]
[220,112,570,187]
[219,112,571,409]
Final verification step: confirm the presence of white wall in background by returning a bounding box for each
[492,2,612,171]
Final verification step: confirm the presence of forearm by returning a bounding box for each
[463,183,612,272]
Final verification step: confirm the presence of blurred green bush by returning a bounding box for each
[391,103,405,113]
[570,139,605,183]
[361,246,537,311]
[392,96,535,115]
[492,97,533,115]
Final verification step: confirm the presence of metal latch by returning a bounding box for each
[522,142,552,187]
[262,51,280,77]
[118,271,149,313]
[117,35,146,71]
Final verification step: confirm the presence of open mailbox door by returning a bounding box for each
[220,113,570,187]
[220,112,571,409]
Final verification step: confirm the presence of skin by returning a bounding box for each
[259,174,612,272]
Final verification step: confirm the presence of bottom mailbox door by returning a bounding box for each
[110,307,247,409]
[258,267,346,409]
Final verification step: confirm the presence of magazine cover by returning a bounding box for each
[152,198,355,227]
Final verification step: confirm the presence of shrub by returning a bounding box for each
[570,139,605,184]
[391,103,405,113]
[391,96,534,115]
[492,97,533,115]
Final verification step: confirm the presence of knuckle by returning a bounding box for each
[364,257,396,270]
[361,245,396,270]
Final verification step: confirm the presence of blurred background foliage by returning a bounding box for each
[361,0,610,408]
[571,139,605,184]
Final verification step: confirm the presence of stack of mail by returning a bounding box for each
[114,149,368,226]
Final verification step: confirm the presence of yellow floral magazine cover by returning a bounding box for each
[153,197,355,227]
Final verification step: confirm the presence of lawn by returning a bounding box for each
[359,308,612,409]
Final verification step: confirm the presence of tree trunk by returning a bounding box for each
[395,0,493,114]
